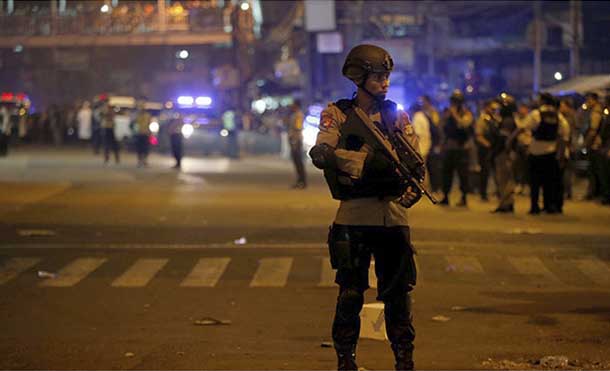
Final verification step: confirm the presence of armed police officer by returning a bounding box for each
[309,44,424,371]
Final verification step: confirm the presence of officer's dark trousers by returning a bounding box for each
[0,133,9,156]
[103,128,120,163]
[91,127,102,154]
[529,153,561,212]
[587,152,603,198]
[426,152,443,193]
[135,134,149,164]
[599,153,610,203]
[170,133,183,167]
[442,148,469,198]
[329,225,416,353]
[477,146,492,198]
[290,140,306,186]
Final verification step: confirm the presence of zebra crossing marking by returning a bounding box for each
[0,257,41,285]
[445,255,485,273]
[507,256,561,284]
[574,258,610,286]
[180,257,230,287]
[249,257,293,287]
[112,258,169,287]
[40,257,107,287]
[317,257,335,287]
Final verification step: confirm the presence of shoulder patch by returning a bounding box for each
[320,112,336,128]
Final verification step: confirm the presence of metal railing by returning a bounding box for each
[0,6,225,36]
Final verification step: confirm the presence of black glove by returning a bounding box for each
[398,183,423,208]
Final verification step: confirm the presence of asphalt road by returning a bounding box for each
[1,147,610,370]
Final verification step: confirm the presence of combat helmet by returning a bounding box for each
[342,44,394,86]
[449,89,465,105]
[497,92,516,117]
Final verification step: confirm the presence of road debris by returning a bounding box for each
[37,270,57,279]
[431,315,451,322]
[193,317,232,326]
[124,352,135,358]
[320,342,333,348]
[540,355,569,369]
[451,306,466,311]
[18,229,56,237]
[233,237,247,245]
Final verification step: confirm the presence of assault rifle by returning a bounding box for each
[353,106,438,205]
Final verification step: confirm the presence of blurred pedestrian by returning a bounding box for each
[474,99,500,201]
[91,101,103,154]
[420,95,443,194]
[583,92,604,200]
[77,101,93,142]
[598,96,610,205]
[559,98,577,200]
[440,89,474,207]
[133,101,152,167]
[101,103,120,164]
[287,99,307,189]
[491,93,519,213]
[48,104,63,147]
[0,103,11,156]
[513,103,532,194]
[522,93,570,214]
[168,112,184,169]
[222,109,240,159]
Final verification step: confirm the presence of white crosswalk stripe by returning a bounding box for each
[112,258,169,287]
[249,257,293,287]
[40,257,107,287]
[0,257,41,285]
[507,256,561,284]
[574,258,610,286]
[2,254,607,289]
[180,257,230,287]
[445,255,485,273]
[317,257,335,287]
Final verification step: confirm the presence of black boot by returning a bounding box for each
[335,345,358,371]
[391,344,414,371]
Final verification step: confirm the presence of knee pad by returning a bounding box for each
[337,288,364,319]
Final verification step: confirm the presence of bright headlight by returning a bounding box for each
[182,123,194,138]
[149,121,160,133]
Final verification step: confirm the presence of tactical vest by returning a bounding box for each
[322,99,407,200]
[444,110,471,145]
[533,109,559,141]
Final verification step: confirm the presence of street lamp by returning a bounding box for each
[554,72,563,81]
[240,2,250,11]
[177,50,189,60]
[100,4,110,13]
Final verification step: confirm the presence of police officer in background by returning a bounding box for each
[440,89,474,207]
[474,99,500,201]
[168,112,184,169]
[491,93,519,213]
[133,101,152,167]
[309,44,423,371]
[522,92,570,214]
[288,99,307,189]
[583,92,604,200]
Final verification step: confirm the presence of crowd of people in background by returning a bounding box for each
[409,89,610,213]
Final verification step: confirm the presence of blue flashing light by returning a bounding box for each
[177,96,194,106]
[397,103,404,111]
[195,96,213,107]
